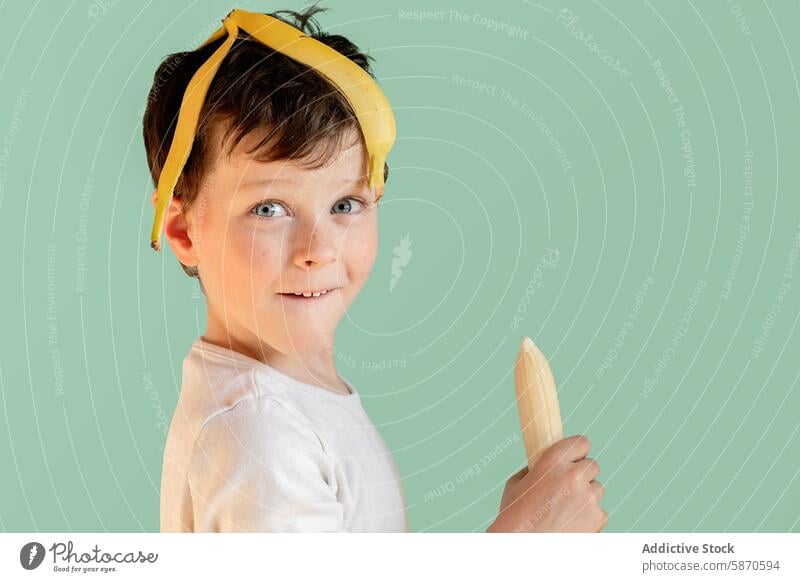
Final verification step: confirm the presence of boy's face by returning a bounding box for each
[158,128,379,360]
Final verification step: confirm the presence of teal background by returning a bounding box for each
[0,0,798,532]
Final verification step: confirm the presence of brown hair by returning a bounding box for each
[142,4,379,278]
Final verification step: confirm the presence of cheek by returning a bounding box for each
[343,217,378,278]
[193,205,231,262]
[226,230,282,285]
[199,211,282,289]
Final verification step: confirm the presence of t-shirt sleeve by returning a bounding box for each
[186,396,344,532]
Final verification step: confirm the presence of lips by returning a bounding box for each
[278,288,337,299]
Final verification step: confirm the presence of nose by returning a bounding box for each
[291,219,338,269]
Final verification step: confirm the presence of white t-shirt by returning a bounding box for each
[160,337,408,532]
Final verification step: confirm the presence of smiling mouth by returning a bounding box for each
[278,288,338,299]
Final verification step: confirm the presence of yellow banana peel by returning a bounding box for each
[149,8,396,251]
[514,337,564,470]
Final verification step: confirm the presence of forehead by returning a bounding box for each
[213,124,369,184]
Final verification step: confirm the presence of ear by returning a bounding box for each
[151,189,196,265]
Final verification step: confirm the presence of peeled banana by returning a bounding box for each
[150,9,396,251]
[514,337,564,469]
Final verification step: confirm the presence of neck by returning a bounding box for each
[202,321,341,390]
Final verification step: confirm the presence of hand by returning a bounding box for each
[486,435,607,532]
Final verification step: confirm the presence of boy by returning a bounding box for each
[144,6,606,533]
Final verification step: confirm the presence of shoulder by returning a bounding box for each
[180,343,306,431]
[179,345,261,423]
[186,395,339,506]
[196,395,323,455]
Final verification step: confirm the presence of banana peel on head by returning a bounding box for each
[149,8,396,252]
[514,337,564,471]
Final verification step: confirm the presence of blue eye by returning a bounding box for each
[332,197,365,214]
[251,200,288,218]
[251,197,367,218]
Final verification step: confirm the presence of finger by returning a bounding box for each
[590,479,605,501]
[575,458,600,482]
[594,508,608,532]
[547,434,591,463]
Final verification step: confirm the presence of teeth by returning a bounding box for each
[291,289,330,297]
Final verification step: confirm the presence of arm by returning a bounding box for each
[187,397,344,532]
